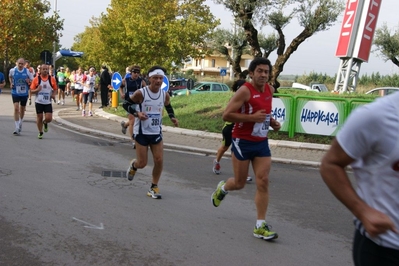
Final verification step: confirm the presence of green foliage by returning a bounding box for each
[295,71,336,85]
[72,0,219,73]
[213,0,345,86]
[374,23,399,67]
[0,0,64,71]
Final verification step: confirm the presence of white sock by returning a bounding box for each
[221,184,227,193]
[256,220,265,228]
[15,121,19,128]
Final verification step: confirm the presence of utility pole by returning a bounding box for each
[52,0,57,74]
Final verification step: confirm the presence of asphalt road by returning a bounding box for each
[0,108,354,265]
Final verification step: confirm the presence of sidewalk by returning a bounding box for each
[52,100,328,167]
[0,89,327,166]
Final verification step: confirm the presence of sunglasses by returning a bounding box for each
[132,70,140,74]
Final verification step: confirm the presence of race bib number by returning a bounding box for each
[37,92,50,103]
[252,114,270,137]
[16,85,26,94]
[142,113,161,134]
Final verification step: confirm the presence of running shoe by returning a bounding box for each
[211,181,227,207]
[76,107,80,111]
[13,129,19,135]
[126,159,137,181]
[246,176,252,182]
[89,111,93,117]
[57,100,60,105]
[61,101,65,106]
[131,142,136,149]
[38,132,43,139]
[253,222,278,240]
[120,121,127,134]
[147,186,162,199]
[82,110,86,117]
[18,122,22,133]
[213,159,221,175]
[43,121,48,133]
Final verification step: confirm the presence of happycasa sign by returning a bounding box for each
[295,100,345,136]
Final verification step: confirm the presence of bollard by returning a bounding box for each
[112,90,119,108]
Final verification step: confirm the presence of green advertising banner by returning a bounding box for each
[295,97,347,136]
[271,96,293,132]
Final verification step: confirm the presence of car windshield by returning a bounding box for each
[170,79,186,87]
[192,83,205,90]
[318,84,329,92]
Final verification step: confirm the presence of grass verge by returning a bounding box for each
[105,92,346,145]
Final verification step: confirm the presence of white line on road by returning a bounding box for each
[72,217,104,230]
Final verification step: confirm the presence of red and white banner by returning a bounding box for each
[335,0,381,62]
[353,0,382,62]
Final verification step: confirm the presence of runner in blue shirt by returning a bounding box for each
[8,58,33,135]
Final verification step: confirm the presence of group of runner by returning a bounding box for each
[7,58,101,138]
[8,58,57,138]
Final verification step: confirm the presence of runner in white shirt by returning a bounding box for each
[320,91,399,266]
[125,66,179,199]
[82,67,96,116]
[29,64,57,139]
[74,67,85,111]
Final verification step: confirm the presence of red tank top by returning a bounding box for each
[232,82,272,141]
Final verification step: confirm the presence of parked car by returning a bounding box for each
[365,87,399,97]
[172,82,230,96]
[167,78,187,96]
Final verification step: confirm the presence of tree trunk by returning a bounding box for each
[270,28,312,87]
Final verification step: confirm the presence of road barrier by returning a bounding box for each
[272,94,373,138]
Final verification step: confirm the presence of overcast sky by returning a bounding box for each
[55,0,399,76]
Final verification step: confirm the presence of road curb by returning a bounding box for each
[53,108,322,167]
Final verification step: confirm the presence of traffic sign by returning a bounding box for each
[220,69,227,76]
[40,50,52,65]
[111,72,122,91]
[161,76,169,92]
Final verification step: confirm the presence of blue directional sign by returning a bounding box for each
[220,69,227,76]
[161,76,169,92]
[111,72,122,91]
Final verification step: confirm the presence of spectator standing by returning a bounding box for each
[100,65,111,108]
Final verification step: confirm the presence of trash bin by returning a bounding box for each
[112,90,119,108]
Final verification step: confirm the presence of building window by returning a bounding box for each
[211,59,216,67]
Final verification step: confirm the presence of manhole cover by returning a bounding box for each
[102,171,126,178]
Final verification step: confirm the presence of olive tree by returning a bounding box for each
[213,0,344,87]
